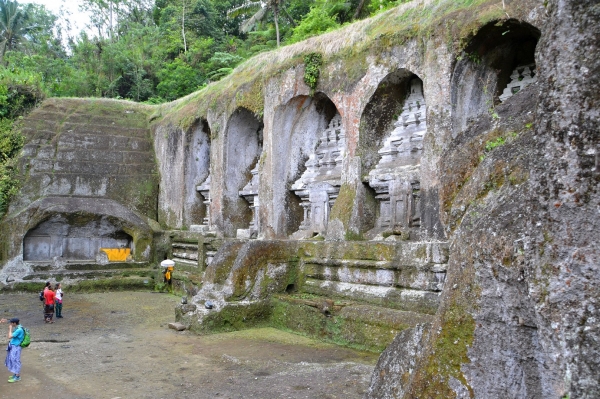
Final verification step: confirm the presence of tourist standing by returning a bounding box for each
[42,281,50,321]
[5,318,23,382]
[44,285,56,323]
[55,283,64,318]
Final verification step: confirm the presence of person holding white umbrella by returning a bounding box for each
[161,259,175,292]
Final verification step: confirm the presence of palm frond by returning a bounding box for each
[227,1,263,19]
[327,2,352,16]
[239,6,268,34]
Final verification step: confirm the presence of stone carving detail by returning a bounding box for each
[23,215,132,262]
[499,64,537,102]
[368,78,426,236]
[192,174,213,232]
[237,161,260,239]
[291,114,345,237]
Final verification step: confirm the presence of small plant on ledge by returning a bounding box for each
[303,52,323,95]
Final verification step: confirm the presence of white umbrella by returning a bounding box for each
[160,259,175,268]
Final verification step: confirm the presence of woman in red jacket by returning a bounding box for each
[44,285,56,323]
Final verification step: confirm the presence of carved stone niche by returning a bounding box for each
[291,114,345,238]
[191,174,213,233]
[499,63,537,102]
[367,78,426,239]
[23,214,132,262]
[237,161,259,239]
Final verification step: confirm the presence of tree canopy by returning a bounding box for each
[0,0,408,103]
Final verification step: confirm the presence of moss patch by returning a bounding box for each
[269,297,425,353]
[189,301,273,334]
[65,277,155,293]
[303,52,323,95]
[330,183,356,231]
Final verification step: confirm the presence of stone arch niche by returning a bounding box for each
[183,119,211,228]
[269,93,338,238]
[360,70,427,239]
[452,19,540,134]
[223,107,263,238]
[23,214,132,262]
[288,94,344,239]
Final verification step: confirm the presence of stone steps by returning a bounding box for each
[303,262,445,292]
[22,267,154,282]
[29,262,152,272]
[302,278,440,315]
[271,293,434,352]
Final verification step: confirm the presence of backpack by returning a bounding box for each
[39,291,44,301]
[19,326,30,348]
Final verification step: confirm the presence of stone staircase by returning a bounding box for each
[22,261,154,282]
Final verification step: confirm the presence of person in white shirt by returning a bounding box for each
[54,283,64,319]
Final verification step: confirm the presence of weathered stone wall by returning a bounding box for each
[176,239,446,352]
[366,1,599,399]
[13,99,157,217]
[1,0,597,397]
[153,119,211,228]
[527,1,599,397]
[0,98,159,282]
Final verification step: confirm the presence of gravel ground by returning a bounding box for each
[0,291,377,399]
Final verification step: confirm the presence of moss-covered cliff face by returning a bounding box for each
[525,2,599,397]
[1,0,598,398]
[152,0,540,241]
[365,1,600,399]
[0,98,159,281]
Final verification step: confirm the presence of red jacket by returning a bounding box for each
[44,289,55,305]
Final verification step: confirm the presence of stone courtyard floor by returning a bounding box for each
[0,291,377,399]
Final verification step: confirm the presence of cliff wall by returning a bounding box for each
[0,0,598,398]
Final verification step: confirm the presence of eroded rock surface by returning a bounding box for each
[0,0,597,398]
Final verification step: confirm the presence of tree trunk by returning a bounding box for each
[353,0,367,20]
[274,7,280,47]
[281,6,296,27]
[0,42,7,66]
[182,0,187,52]
[109,1,113,42]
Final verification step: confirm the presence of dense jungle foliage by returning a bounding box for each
[0,0,409,103]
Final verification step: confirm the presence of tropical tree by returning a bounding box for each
[228,0,295,47]
[288,5,339,44]
[80,0,154,40]
[0,0,38,64]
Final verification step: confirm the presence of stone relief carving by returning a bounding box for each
[191,174,213,233]
[367,78,426,238]
[237,161,260,239]
[291,114,345,237]
[23,215,132,261]
[499,64,537,102]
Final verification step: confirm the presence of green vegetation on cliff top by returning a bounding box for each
[154,0,508,127]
